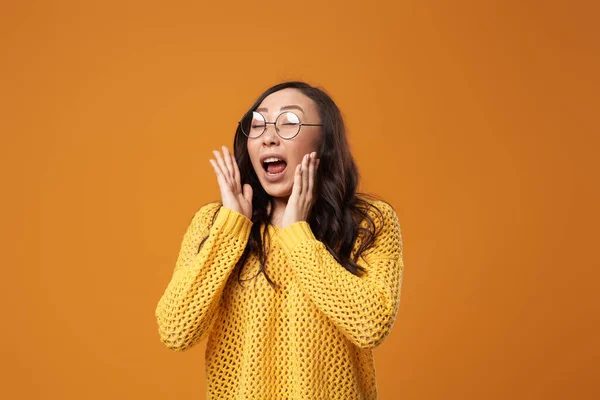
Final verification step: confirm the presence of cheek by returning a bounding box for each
[292,137,321,160]
[247,146,267,176]
[311,131,324,152]
[246,142,259,168]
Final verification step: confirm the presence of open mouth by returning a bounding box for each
[262,158,288,175]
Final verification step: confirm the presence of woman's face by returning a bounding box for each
[247,88,323,199]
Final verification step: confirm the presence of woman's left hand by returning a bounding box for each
[281,151,320,229]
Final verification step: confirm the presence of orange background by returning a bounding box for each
[1,1,598,399]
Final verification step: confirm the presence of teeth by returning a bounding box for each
[264,157,283,163]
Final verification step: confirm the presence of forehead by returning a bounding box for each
[257,88,317,115]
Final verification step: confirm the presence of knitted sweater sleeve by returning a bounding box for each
[277,201,404,350]
[155,202,252,351]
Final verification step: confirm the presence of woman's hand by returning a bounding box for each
[281,151,320,229]
[209,146,253,220]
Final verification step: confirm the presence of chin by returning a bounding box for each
[261,181,292,198]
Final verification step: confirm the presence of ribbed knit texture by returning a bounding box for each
[155,200,404,399]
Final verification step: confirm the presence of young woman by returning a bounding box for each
[155,81,404,399]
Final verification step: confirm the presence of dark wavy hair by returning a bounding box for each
[199,81,385,289]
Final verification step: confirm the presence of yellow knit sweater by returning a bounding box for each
[155,200,404,399]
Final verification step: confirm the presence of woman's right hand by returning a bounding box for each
[209,146,253,220]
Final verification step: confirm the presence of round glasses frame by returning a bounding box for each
[238,111,323,140]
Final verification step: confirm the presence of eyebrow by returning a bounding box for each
[256,105,304,113]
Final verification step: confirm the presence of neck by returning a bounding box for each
[268,197,289,228]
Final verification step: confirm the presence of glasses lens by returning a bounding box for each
[241,111,266,138]
[276,112,301,139]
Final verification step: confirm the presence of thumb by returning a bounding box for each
[243,183,253,203]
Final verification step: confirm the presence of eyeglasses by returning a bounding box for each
[239,111,323,140]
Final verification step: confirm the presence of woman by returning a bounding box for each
[155,81,404,399]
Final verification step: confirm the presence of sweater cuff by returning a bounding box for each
[278,221,316,255]
[213,206,252,239]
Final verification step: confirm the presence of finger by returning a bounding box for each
[301,154,309,195]
[232,151,241,189]
[224,147,241,193]
[209,159,226,187]
[292,164,302,198]
[307,153,315,197]
[222,146,235,183]
[213,150,231,185]
[243,183,253,204]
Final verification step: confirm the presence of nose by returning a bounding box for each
[261,123,280,145]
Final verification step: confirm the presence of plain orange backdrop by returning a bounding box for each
[1,1,598,399]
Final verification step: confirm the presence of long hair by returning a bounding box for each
[200,81,384,289]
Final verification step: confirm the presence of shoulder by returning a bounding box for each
[349,197,403,260]
[369,199,397,218]
[357,197,402,247]
[356,196,399,227]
